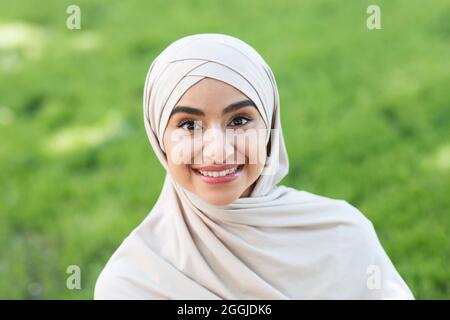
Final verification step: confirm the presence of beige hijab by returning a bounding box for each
[94,33,414,299]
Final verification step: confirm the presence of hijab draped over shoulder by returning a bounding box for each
[94,33,414,299]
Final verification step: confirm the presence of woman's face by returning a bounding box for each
[163,77,268,205]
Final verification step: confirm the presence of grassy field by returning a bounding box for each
[0,0,449,299]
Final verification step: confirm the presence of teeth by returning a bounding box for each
[198,166,239,177]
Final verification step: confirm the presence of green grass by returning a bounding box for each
[0,0,449,299]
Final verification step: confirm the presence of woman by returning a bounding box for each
[94,33,414,299]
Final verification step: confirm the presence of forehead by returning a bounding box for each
[176,77,248,110]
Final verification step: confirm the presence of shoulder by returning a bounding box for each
[93,230,150,299]
[277,185,382,258]
[93,236,137,299]
[94,225,170,300]
[278,186,414,299]
[279,185,375,230]
[94,263,127,300]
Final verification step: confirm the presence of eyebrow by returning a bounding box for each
[170,99,256,117]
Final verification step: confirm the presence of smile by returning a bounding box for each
[191,164,244,184]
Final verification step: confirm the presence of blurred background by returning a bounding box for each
[0,0,449,299]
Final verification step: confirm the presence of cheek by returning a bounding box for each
[237,134,266,167]
[242,161,265,192]
[166,162,193,188]
[237,133,266,182]
[246,131,267,182]
[164,130,194,185]
[164,129,195,166]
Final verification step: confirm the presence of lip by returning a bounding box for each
[191,164,244,184]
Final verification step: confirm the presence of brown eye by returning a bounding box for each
[229,116,251,127]
[178,120,202,131]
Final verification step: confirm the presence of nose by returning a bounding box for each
[202,127,235,164]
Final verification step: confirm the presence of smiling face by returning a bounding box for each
[162,77,268,205]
